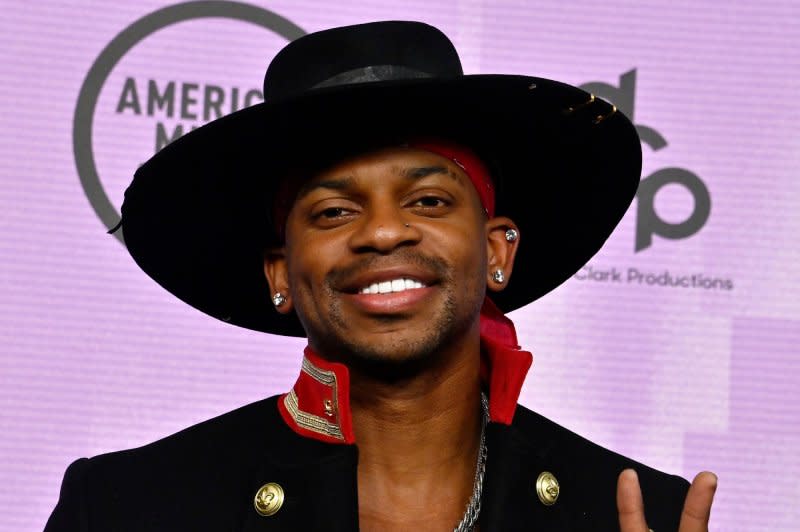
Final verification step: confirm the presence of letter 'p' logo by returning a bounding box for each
[635,168,711,252]
[581,69,712,252]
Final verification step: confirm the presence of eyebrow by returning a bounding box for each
[294,165,465,202]
[295,176,356,201]
[403,165,464,185]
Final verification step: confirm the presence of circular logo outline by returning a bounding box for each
[73,1,305,243]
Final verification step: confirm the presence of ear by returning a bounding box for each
[485,216,519,292]
[263,247,294,314]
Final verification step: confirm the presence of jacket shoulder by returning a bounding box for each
[45,395,288,531]
[512,404,689,531]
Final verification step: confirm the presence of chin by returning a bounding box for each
[332,324,460,382]
[307,292,478,380]
[343,344,439,382]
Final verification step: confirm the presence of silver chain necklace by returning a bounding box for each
[453,392,489,532]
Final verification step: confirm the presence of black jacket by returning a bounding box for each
[45,395,689,531]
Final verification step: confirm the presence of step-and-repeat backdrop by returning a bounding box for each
[2,1,798,530]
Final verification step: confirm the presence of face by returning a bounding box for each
[264,146,518,373]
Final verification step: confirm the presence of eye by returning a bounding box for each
[407,193,453,216]
[413,196,447,208]
[318,207,350,219]
[308,201,360,228]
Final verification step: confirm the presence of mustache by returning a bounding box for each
[326,249,450,288]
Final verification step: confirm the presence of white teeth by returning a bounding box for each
[359,278,426,294]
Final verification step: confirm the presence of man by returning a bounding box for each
[46,21,716,531]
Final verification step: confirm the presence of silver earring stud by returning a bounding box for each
[404,223,411,228]
[505,228,519,242]
[492,269,505,284]
[272,292,287,307]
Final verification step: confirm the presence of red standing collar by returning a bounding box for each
[278,299,533,444]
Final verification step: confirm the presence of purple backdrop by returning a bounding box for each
[1,1,798,530]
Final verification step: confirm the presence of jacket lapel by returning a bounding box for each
[480,422,575,531]
[241,446,360,532]
[239,400,360,532]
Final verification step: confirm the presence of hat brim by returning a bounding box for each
[121,74,641,337]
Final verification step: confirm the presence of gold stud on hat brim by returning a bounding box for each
[565,93,596,114]
[536,471,560,506]
[254,482,285,516]
[593,105,618,125]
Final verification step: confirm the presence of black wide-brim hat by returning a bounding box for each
[120,20,641,337]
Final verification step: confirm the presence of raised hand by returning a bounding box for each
[617,468,717,532]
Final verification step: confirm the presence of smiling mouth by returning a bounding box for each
[358,278,427,295]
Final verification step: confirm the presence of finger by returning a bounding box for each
[617,469,649,532]
[678,471,718,532]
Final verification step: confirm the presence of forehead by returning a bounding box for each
[299,146,469,191]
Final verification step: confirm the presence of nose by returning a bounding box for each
[347,203,420,253]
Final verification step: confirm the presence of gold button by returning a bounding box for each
[254,482,284,516]
[536,471,560,506]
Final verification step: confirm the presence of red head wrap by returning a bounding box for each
[407,139,496,218]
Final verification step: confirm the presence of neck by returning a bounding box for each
[348,337,484,530]
[278,314,534,530]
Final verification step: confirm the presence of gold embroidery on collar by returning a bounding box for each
[284,389,344,440]
[302,355,341,427]
[301,357,336,385]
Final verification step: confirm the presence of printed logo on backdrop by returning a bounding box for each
[73,1,305,243]
[576,70,732,291]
